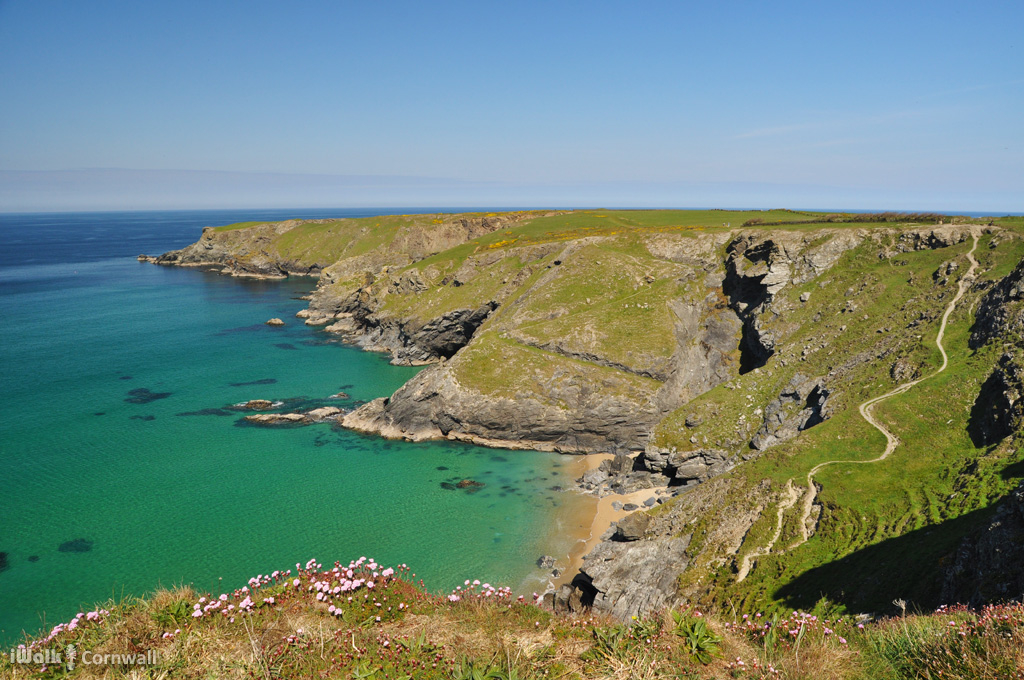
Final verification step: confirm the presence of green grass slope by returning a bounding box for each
[661,231,1024,615]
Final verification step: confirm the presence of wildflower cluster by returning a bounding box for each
[18,608,110,651]
[188,556,409,625]
[445,578,513,602]
[870,602,1024,679]
[727,610,851,647]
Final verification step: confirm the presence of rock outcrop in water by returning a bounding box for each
[243,406,344,426]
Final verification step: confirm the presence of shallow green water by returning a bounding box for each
[0,211,579,644]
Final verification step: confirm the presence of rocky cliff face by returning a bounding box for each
[967,260,1024,447]
[749,374,831,451]
[971,257,1024,348]
[342,358,663,454]
[147,221,323,278]
[968,353,1024,447]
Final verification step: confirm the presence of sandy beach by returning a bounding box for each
[553,453,667,587]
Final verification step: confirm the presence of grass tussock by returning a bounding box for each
[3,557,1023,679]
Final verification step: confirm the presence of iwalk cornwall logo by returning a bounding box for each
[9,643,160,670]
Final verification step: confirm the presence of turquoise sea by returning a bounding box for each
[0,209,581,645]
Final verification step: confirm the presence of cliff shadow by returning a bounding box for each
[773,506,994,614]
[966,370,1014,447]
[1001,458,1024,480]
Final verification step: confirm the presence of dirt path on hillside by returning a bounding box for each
[736,480,801,582]
[737,231,980,582]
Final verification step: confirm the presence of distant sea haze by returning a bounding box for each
[0,209,581,646]
[2,169,1020,213]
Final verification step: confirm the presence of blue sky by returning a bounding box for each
[1,0,1021,211]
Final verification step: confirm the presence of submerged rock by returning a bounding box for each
[228,378,277,387]
[124,388,172,404]
[58,538,93,553]
[241,399,275,411]
[0,552,8,572]
[177,408,234,417]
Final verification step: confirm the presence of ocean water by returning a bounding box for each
[0,210,581,644]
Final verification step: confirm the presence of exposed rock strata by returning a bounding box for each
[551,536,692,620]
[342,364,659,453]
[749,374,831,451]
[642,447,734,486]
[146,222,316,278]
[352,303,499,365]
[971,258,1024,348]
[966,259,1024,447]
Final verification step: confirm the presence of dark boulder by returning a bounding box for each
[613,512,651,541]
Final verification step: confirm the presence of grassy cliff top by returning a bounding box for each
[207,209,1023,270]
[4,556,1022,679]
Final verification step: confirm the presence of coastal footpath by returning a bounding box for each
[144,210,1024,619]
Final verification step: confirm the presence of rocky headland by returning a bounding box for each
[145,209,1024,619]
